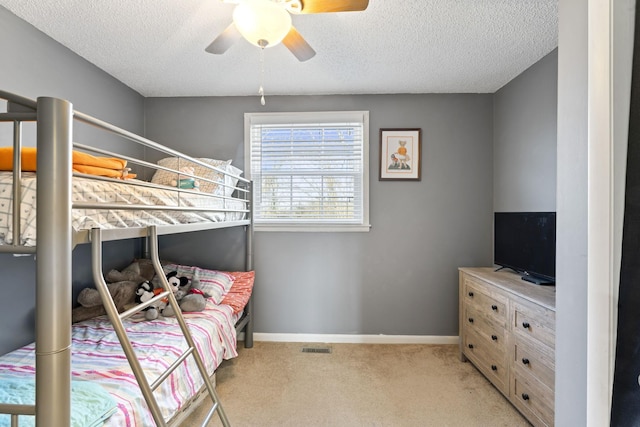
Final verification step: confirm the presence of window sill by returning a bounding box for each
[254,224,372,233]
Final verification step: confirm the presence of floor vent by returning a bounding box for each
[301,347,332,354]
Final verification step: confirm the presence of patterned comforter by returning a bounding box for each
[0,300,239,426]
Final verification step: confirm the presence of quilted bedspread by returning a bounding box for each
[0,300,239,426]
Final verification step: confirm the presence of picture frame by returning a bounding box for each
[379,128,422,181]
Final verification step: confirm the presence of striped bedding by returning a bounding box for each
[0,172,246,246]
[0,300,239,426]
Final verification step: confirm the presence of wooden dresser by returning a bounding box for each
[459,267,556,427]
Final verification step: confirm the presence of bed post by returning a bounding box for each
[35,97,73,427]
[244,181,254,348]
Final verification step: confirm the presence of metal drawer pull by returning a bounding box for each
[522,358,530,365]
[468,318,474,323]
[522,322,530,329]
[491,304,498,311]
[468,344,474,349]
[468,291,474,297]
[491,335,498,341]
[522,393,530,401]
[491,365,497,371]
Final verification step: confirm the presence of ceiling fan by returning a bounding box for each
[205,0,370,62]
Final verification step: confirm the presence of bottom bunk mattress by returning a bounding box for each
[0,300,240,426]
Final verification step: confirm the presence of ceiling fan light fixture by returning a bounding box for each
[232,0,292,48]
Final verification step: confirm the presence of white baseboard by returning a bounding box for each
[245,333,459,345]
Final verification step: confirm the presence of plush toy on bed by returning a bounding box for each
[135,280,160,320]
[156,271,188,317]
[72,259,156,323]
[170,166,200,190]
[180,279,210,312]
[161,277,210,316]
[137,271,195,320]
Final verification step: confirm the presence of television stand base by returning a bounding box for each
[494,265,519,274]
[521,274,555,286]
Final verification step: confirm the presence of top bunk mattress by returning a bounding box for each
[0,172,247,246]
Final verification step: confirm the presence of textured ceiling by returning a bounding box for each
[0,0,558,98]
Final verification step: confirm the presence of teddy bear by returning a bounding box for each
[72,259,157,323]
[170,166,200,190]
[105,258,155,283]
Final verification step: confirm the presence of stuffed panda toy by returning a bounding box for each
[135,280,159,320]
[135,271,188,320]
[159,271,189,317]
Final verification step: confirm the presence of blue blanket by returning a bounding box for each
[0,378,117,427]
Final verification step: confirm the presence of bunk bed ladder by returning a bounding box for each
[90,227,230,427]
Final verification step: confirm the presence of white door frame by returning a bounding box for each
[587,0,633,424]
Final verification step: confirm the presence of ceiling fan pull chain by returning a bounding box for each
[259,44,266,106]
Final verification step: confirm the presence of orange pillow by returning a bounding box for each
[220,271,255,314]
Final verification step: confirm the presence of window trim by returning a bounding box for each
[244,111,370,232]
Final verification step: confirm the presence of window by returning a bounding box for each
[245,111,370,232]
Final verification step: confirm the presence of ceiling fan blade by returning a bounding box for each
[205,23,242,54]
[282,26,316,62]
[298,0,369,14]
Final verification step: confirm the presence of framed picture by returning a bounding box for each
[379,128,421,180]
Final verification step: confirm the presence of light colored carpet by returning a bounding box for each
[189,342,530,427]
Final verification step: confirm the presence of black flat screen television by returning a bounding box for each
[494,212,556,285]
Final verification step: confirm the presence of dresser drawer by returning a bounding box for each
[513,335,554,390]
[463,305,507,354]
[463,329,508,395]
[513,299,555,349]
[463,276,509,327]
[510,369,554,427]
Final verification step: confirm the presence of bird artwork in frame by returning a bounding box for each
[379,128,421,181]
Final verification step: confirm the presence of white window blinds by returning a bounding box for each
[245,111,370,231]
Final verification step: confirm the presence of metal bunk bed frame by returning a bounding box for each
[0,91,254,426]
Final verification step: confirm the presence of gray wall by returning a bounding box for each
[493,49,558,212]
[0,6,146,354]
[144,94,494,336]
[0,7,144,155]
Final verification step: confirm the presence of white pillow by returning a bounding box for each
[224,163,244,197]
[159,263,235,304]
[151,157,231,194]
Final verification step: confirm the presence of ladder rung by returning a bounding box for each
[0,404,35,416]
[201,402,219,426]
[151,347,195,391]
[119,290,171,321]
